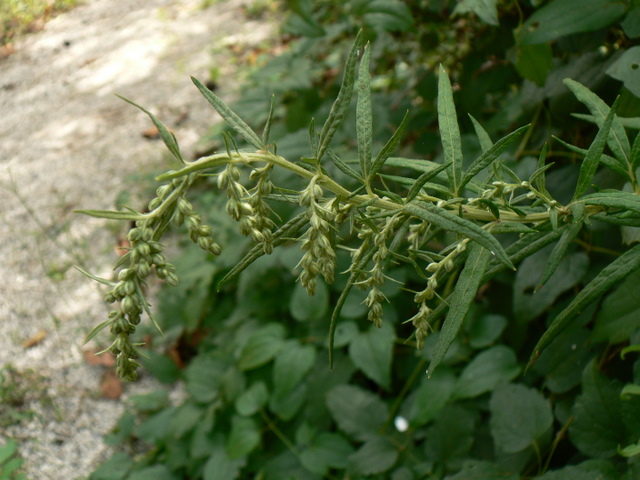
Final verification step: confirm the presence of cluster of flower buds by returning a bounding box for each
[174,196,222,256]
[297,176,336,296]
[248,165,276,254]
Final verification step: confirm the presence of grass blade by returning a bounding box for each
[369,111,410,179]
[530,242,640,365]
[191,76,264,150]
[438,64,463,193]
[536,220,583,290]
[427,242,491,376]
[404,201,514,270]
[357,43,373,179]
[572,97,618,201]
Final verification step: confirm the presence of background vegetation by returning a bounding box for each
[87,0,640,479]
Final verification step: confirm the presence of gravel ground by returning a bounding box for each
[0,1,274,478]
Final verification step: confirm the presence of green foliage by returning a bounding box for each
[0,441,25,480]
[82,1,640,478]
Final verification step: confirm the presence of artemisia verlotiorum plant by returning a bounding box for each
[78,33,640,380]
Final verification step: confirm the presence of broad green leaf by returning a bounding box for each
[532,242,640,362]
[459,125,528,191]
[349,322,394,389]
[227,415,260,459]
[89,452,133,480]
[592,269,640,344]
[489,383,553,453]
[606,46,640,98]
[192,76,263,150]
[445,460,518,480]
[438,64,463,192]
[348,436,398,476]
[424,405,477,465]
[170,401,204,438]
[128,466,178,480]
[520,0,627,45]
[573,98,618,201]
[203,438,246,480]
[428,242,491,376]
[370,111,410,179]
[326,384,387,441]
[237,323,286,371]
[569,361,626,458]
[357,43,373,179]
[269,382,307,420]
[564,79,631,164]
[116,95,183,164]
[622,7,640,39]
[317,31,363,162]
[537,221,583,289]
[299,433,353,475]
[468,114,493,152]
[535,465,610,480]
[468,314,507,348]
[515,43,553,87]
[289,280,329,322]
[135,408,175,443]
[235,381,268,417]
[361,0,414,32]
[401,369,456,427]
[404,202,514,270]
[273,340,316,395]
[452,346,521,399]
[0,440,18,465]
[453,0,498,25]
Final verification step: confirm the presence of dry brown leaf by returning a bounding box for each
[100,370,122,400]
[83,348,116,367]
[23,329,47,348]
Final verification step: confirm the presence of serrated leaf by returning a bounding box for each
[237,323,286,371]
[453,0,498,25]
[227,415,260,459]
[515,42,553,86]
[370,111,410,179]
[401,369,456,427]
[203,438,246,480]
[300,433,353,475]
[406,161,452,203]
[326,384,387,442]
[404,202,514,270]
[235,381,268,417]
[357,43,373,179]
[269,382,307,420]
[531,242,640,363]
[536,221,583,289]
[192,76,263,150]
[490,383,553,453]
[116,95,183,164]
[592,269,640,344]
[459,125,528,191]
[273,341,316,395]
[564,78,630,164]
[438,64,463,192]
[452,346,521,399]
[317,31,363,162]
[428,242,491,375]
[349,322,394,389]
[348,436,398,476]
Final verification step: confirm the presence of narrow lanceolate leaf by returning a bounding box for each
[406,162,452,203]
[531,242,640,365]
[191,76,263,150]
[262,94,276,147]
[554,136,629,180]
[438,64,463,193]
[369,111,410,179]
[631,130,640,170]
[317,31,363,162]
[327,149,363,181]
[531,144,553,199]
[75,209,147,221]
[459,125,529,191]
[404,202,514,270]
[428,243,491,376]
[536,221,583,290]
[468,114,493,152]
[564,79,630,164]
[116,95,184,164]
[581,191,640,215]
[357,43,373,179]
[74,265,115,287]
[572,98,618,201]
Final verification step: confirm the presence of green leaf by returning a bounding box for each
[606,46,640,98]
[227,415,260,459]
[405,162,452,203]
[404,202,514,270]
[445,460,518,480]
[468,314,507,349]
[348,436,398,476]
[235,381,269,417]
[592,269,640,344]
[452,0,498,25]
[0,440,18,465]
[520,0,627,45]
[515,43,553,87]
[357,43,373,179]
[631,131,640,171]
[564,79,631,164]
[203,438,246,480]
[262,94,276,146]
[428,242,491,376]
[289,280,329,322]
[326,384,387,441]
[185,355,226,402]
[581,191,640,215]
[452,346,521,399]
[424,405,478,465]
[317,31,363,162]
[554,136,629,179]
[191,76,263,150]
[370,111,410,179]
[170,401,204,438]
[438,64,463,192]
[74,209,146,221]
[269,382,307,420]
[349,322,395,389]
[622,7,640,39]
[468,114,493,152]
[273,340,316,395]
[459,125,528,191]
[89,453,133,480]
[116,95,183,164]
[570,361,626,458]
[573,98,618,201]
[299,433,353,475]
[490,383,553,453]
[537,221,583,290]
[402,369,456,427]
[237,323,286,371]
[532,243,640,361]
[326,149,363,181]
[128,466,179,480]
[536,464,618,480]
[361,0,414,32]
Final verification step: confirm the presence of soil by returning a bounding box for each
[0,1,274,478]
